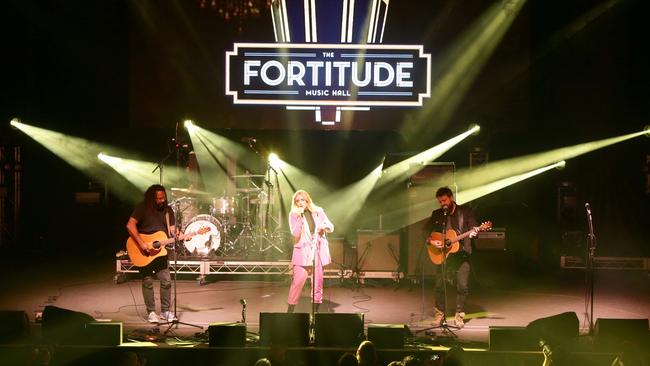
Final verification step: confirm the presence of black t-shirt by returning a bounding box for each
[131,202,175,235]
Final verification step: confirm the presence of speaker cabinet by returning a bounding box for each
[526,312,579,345]
[367,324,405,349]
[314,313,364,347]
[328,237,345,269]
[489,326,535,351]
[356,231,400,272]
[595,318,649,350]
[0,310,30,344]
[475,229,506,251]
[84,322,122,346]
[42,306,95,345]
[208,322,246,347]
[259,313,310,346]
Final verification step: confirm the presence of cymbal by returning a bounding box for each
[170,187,209,195]
[231,174,266,178]
[236,187,263,193]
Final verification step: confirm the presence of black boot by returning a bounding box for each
[287,304,295,313]
[314,303,320,313]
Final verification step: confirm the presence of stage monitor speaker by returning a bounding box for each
[489,326,536,351]
[42,306,95,345]
[475,229,506,251]
[526,312,579,346]
[208,322,246,347]
[356,231,400,272]
[328,237,345,269]
[259,313,310,347]
[367,324,406,349]
[84,321,122,346]
[595,318,649,350]
[0,310,30,344]
[314,313,364,347]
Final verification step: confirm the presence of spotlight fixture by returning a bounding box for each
[268,153,281,170]
[468,123,481,135]
[184,120,195,129]
[555,160,567,170]
[644,125,650,137]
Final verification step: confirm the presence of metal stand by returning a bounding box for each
[258,164,284,255]
[417,210,459,338]
[163,209,203,334]
[584,203,596,335]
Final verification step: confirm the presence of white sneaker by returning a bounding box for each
[160,311,177,322]
[147,311,160,323]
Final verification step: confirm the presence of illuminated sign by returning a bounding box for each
[226,43,431,107]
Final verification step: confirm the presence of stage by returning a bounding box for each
[2,254,648,343]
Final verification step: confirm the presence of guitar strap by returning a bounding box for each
[165,209,172,238]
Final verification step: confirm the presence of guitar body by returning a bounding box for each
[426,230,459,265]
[126,231,169,267]
[426,221,493,265]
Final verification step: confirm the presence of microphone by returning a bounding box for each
[442,205,449,214]
[585,202,591,215]
[240,298,247,307]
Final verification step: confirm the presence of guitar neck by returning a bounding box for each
[150,231,197,246]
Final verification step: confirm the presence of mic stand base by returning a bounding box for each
[416,320,460,339]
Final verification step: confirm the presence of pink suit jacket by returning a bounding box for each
[289,208,333,267]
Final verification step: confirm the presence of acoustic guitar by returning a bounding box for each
[126,227,210,267]
[426,221,492,265]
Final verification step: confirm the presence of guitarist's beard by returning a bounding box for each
[156,202,167,211]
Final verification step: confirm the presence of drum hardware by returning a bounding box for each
[170,187,210,196]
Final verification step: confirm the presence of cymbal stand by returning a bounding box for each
[258,164,284,255]
[233,184,258,258]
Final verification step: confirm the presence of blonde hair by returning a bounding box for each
[291,190,321,214]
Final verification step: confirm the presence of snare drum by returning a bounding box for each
[183,214,222,257]
[211,196,237,217]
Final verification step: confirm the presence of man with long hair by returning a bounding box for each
[286,190,334,313]
[126,184,177,323]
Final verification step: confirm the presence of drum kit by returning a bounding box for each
[169,174,291,259]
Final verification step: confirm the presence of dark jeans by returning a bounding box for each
[138,257,171,313]
[434,252,470,313]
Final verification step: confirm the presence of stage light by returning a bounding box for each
[97,153,189,192]
[9,118,21,128]
[555,160,566,170]
[455,129,649,192]
[456,161,566,204]
[644,125,650,137]
[11,120,142,202]
[378,125,480,189]
[268,153,281,169]
[402,0,526,142]
[184,119,194,129]
[321,163,383,233]
[469,123,481,135]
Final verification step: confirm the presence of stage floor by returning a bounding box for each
[1,254,649,347]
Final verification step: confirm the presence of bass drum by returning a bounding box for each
[183,214,221,257]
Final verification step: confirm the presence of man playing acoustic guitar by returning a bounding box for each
[126,184,177,324]
[426,187,478,329]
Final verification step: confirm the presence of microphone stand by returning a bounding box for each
[418,208,459,338]
[584,203,596,335]
[163,203,203,335]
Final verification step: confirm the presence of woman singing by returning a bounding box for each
[286,190,334,313]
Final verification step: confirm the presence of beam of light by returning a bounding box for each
[268,152,281,170]
[455,129,649,191]
[644,124,650,137]
[274,157,331,205]
[401,0,526,142]
[10,119,142,202]
[321,163,383,234]
[97,153,190,193]
[456,161,566,205]
[185,121,257,194]
[377,124,480,189]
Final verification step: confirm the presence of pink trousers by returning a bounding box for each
[287,264,324,305]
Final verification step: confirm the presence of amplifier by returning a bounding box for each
[475,229,506,251]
